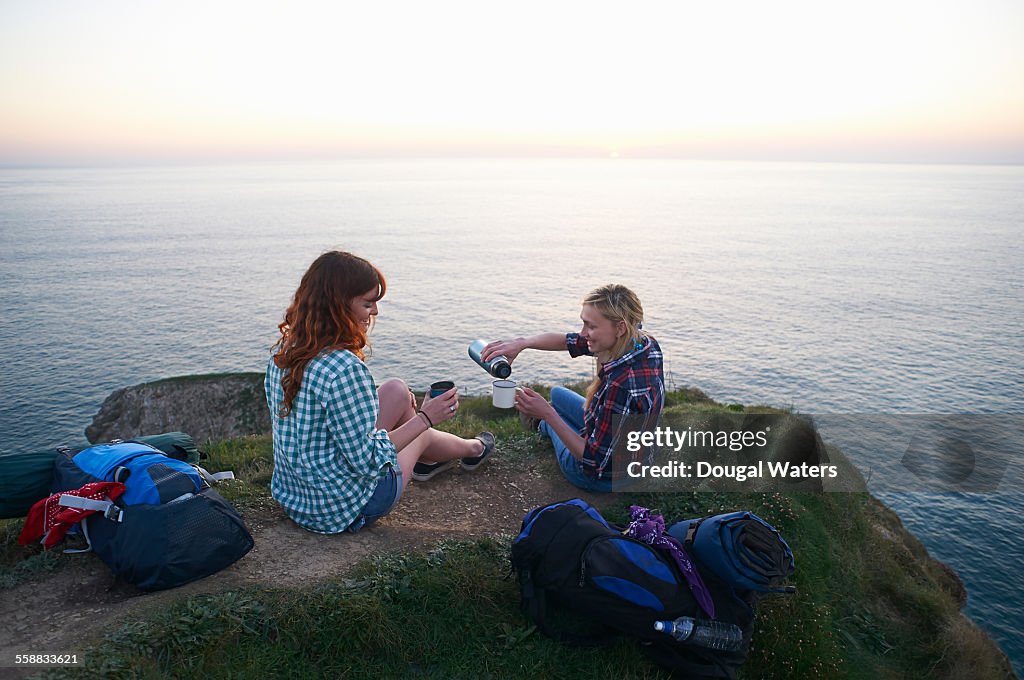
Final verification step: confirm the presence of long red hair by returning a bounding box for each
[272,251,386,417]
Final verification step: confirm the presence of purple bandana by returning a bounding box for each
[625,505,716,619]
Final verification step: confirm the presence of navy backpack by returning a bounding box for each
[50,441,253,590]
[510,499,793,679]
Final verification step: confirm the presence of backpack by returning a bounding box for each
[43,441,253,590]
[0,431,203,519]
[510,499,779,679]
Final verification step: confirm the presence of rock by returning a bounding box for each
[86,372,271,445]
[935,559,969,609]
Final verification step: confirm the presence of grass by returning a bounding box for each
[42,537,670,680]
[4,384,1015,679]
[0,517,73,589]
[200,436,278,515]
[37,488,1013,679]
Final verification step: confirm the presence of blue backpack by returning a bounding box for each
[510,499,793,679]
[1,431,203,520]
[51,441,253,591]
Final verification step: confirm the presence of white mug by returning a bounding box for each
[492,379,517,408]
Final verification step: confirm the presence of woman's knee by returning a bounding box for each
[549,386,585,419]
[378,378,409,401]
[551,385,585,403]
[376,376,411,409]
[377,378,414,430]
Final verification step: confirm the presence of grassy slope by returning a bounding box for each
[2,386,1014,679]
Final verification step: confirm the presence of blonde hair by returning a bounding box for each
[582,284,646,407]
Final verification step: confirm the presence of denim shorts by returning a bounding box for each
[346,465,404,533]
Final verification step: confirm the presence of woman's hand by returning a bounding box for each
[419,387,459,426]
[514,386,557,422]
[483,338,525,364]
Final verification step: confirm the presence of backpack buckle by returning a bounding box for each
[103,504,124,523]
[58,494,124,523]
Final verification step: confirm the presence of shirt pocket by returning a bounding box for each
[628,388,654,414]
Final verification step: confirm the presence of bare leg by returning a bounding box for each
[376,378,419,430]
[376,379,484,491]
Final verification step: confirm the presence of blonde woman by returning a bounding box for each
[482,284,664,492]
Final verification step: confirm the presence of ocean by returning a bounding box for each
[1,158,1021,672]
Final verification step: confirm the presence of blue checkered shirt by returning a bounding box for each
[265,349,398,533]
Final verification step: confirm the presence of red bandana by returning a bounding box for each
[19,482,126,548]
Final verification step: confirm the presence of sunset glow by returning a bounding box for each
[2,0,1022,164]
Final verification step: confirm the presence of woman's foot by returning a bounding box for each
[460,432,495,472]
[411,458,459,482]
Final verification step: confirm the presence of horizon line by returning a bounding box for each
[2,154,1023,171]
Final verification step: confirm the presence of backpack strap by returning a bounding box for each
[62,519,93,555]
[193,465,235,485]
[57,494,124,523]
[55,494,123,554]
[684,517,704,547]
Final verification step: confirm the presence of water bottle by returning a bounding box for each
[653,617,744,652]
[468,339,512,379]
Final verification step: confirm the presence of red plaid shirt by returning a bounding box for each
[567,332,665,478]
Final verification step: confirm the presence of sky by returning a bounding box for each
[1,0,1023,165]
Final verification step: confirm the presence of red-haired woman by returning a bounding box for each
[266,251,494,534]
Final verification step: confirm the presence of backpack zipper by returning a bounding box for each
[579,534,616,587]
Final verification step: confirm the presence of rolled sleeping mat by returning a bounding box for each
[668,511,795,593]
[0,445,84,519]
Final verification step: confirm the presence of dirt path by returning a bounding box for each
[1,459,603,676]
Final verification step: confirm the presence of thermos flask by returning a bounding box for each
[468,339,512,379]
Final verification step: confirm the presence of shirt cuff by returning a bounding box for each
[566,332,592,358]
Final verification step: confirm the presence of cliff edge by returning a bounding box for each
[57,372,1017,679]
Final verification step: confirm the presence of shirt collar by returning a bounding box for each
[601,335,651,374]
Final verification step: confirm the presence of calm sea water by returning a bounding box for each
[1,159,1021,671]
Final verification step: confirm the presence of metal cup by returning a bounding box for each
[492,379,517,408]
[430,380,455,398]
